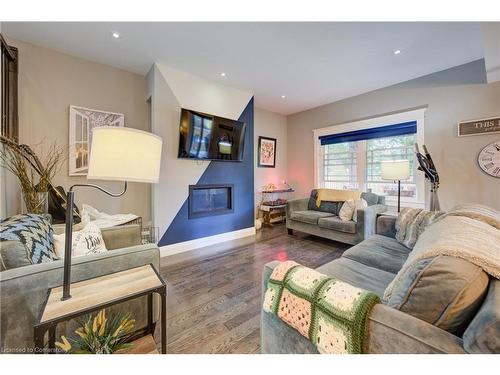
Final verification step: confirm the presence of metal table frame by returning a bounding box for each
[33,263,166,354]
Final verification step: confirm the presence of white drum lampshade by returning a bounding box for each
[87,127,162,183]
[381,160,410,181]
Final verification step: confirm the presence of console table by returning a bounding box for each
[33,264,166,354]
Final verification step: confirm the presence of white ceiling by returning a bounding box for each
[2,22,487,115]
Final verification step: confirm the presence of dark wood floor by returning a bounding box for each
[160,224,349,354]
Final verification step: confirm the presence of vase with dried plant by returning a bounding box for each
[0,136,64,215]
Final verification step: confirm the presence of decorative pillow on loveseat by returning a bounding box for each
[307,190,340,215]
[0,214,56,264]
[53,222,108,259]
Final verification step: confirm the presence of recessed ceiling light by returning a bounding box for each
[393,49,401,55]
[220,72,226,77]
[112,32,120,39]
[281,95,286,99]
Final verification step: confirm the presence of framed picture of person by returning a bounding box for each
[258,136,277,168]
[69,105,124,176]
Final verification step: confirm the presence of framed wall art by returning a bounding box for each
[258,136,276,168]
[69,105,124,176]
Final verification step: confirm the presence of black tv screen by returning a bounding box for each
[178,108,246,161]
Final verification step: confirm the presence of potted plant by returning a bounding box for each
[55,309,136,354]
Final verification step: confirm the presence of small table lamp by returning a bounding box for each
[381,160,410,213]
[61,127,162,300]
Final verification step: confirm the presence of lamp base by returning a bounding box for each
[397,179,401,213]
[61,190,74,301]
[60,182,128,301]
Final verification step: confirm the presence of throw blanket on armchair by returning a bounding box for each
[263,261,379,354]
[385,204,500,301]
[315,189,361,208]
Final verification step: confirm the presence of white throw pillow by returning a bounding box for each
[54,222,108,259]
[352,198,368,222]
[338,199,356,221]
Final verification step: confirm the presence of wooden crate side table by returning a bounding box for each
[33,264,166,354]
[259,204,287,226]
[259,188,294,226]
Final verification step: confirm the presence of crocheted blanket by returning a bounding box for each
[263,261,380,354]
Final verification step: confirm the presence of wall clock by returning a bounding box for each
[478,142,500,178]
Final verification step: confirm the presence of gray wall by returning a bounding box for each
[287,60,500,210]
[2,37,151,221]
[254,108,288,218]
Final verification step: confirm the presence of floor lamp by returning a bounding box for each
[381,160,410,213]
[61,127,162,301]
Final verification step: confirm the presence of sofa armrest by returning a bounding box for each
[356,204,387,240]
[0,244,159,351]
[366,304,465,353]
[286,198,309,220]
[261,261,466,354]
[101,224,142,250]
[376,215,397,238]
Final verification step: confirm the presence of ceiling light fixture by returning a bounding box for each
[112,32,120,39]
[220,72,226,77]
[281,95,286,99]
[393,49,401,55]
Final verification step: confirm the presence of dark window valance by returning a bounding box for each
[319,121,417,146]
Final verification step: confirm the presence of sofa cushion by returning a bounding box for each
[316,257,396,298]
[318,216,357,234]
[0,241,32,270]
[387,255,489,335]
[307,190,340,215]
[463,279,500,353]
[342,234,410,274]
[290,210,334,225]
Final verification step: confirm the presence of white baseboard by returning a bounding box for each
[159,226,256,257]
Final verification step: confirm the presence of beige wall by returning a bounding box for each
[254,108,288,218]
[287,61,500,210]
[4,37,151,221]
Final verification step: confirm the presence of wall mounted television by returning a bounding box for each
[178,108,246,162]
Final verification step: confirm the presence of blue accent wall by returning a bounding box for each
[159,97,254,246]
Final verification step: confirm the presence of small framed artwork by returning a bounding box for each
[258,136,277,168]
[69,105,125,176]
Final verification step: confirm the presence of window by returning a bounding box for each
[321,141,358,190]
[320,134,417,201]
[314,110,426,207]
[366,134,416,199]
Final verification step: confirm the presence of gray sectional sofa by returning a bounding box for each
[0,224,160,352]
[286,190,387,245]
[262,215,499,354]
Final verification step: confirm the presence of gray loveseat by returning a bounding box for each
[0,224,160,352]
[262,215,499,354]
[286,190,387,245]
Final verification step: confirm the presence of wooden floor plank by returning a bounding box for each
[160,224,348,354]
